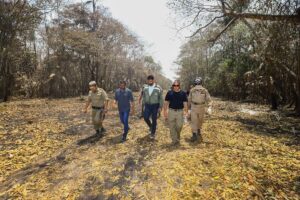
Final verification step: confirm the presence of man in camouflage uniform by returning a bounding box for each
[188,77,212,142]
[84,81,109,136]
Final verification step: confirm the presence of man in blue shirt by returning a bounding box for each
[114,81,135,142]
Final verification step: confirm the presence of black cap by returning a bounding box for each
[119,80,126,85]
[147,75,154,80]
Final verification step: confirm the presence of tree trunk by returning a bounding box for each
[295,30,300,115]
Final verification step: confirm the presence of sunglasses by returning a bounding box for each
[172,85,180,87]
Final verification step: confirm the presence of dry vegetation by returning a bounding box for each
[0,94,299,199]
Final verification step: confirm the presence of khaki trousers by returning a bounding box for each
[191,105,205,133]
[92,109,104,130]
[168,109,184,144]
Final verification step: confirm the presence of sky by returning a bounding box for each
[101,0,188,80]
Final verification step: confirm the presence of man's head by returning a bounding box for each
[172,80,181,92]
[147,75,154,86]
[119,80,126,90]
[89,81,97,92]
[194,77,203,86]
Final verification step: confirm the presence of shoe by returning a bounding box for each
[197,129,203,143]
[148,128,152,135]
[191,133,197,142]
[197,133,203,143]
[101,127,106,133]
[95,130,103,137]
[149,134,155,140]
[121,137,127,143]
[172,141,180,146]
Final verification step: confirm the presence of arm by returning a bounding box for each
[130,91,135,114]
[138,90,143,105]
[206,90,213,114]
[163,92,170,118]
[84,92,92,113]
[84,100,91,113]
[206,90,212,108]
[103,91,109,112]
[183,102,188,116]
[114,91,118,105]
[163,101,169,119]
[104,100,109,112]
[159,90,164,109]
[187,91,192,109]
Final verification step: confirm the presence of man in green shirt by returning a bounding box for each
[142,75,163,139]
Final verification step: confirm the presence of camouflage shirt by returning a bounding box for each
[88,87,109,107]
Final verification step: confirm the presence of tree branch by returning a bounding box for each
[207,17,238,43]
[188,15,224,38]
[224,12,300,22]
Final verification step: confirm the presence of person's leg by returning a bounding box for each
[197,108,205,142]
[143,104,152,130]
[140,102,145,118]
[92,109,99,133]
[190,110,198,141]
[150,104,159,136]
[119,111,125,124]
[175,111,184,143]
[191,111,198,133]
[98,110,104,130]
[168,110,177,144]
[93,109,103,135]
[100,110,106,132]
[122,110,130,140]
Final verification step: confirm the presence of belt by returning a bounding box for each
[192,102,205,105]
[169,108,183,112]
[145,103,159,106]
[92,106,104,110]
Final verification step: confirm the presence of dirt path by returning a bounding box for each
[0,97,299,199]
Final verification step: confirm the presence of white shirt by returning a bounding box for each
[148,85,155,96]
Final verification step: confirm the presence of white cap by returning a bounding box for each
[89,81,97,86]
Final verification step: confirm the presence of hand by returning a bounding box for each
[83,108,87,113]
[184,112,189,119]
[158,108,161,113]
[207,107,212,115]
[187,110,191,120]
[163,111,168,120]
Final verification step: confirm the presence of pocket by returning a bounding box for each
[192,92,205,104]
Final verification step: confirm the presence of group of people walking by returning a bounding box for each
[84,75,212,145]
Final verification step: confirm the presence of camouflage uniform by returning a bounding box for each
[88,87,109,131]
[188,85,212,141]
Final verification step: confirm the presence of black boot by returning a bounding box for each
[121,136,127,143]
[191,133,197,142]
[197,129,203,143]
[101,127,106,134]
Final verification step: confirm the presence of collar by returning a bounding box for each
[194,85,203,89]
[148,83,156,87]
